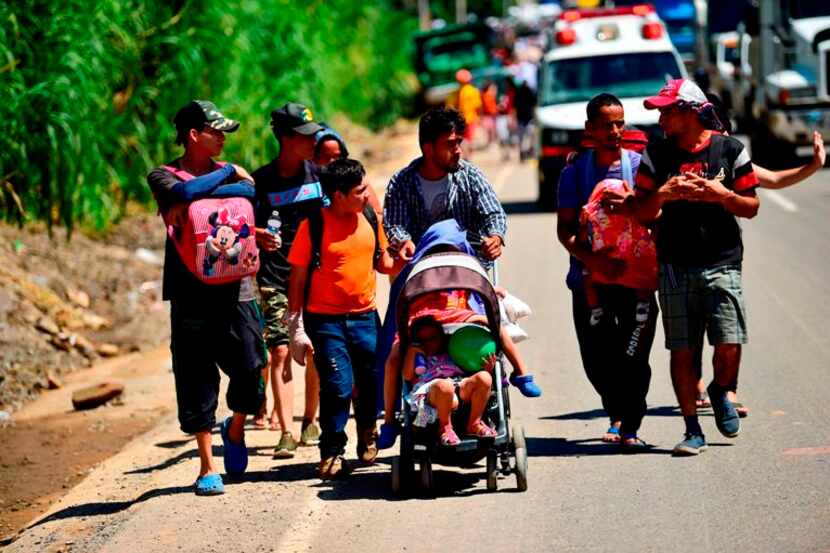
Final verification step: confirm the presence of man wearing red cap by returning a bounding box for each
[633,79,760,456]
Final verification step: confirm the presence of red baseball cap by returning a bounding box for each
[644,78,708,109]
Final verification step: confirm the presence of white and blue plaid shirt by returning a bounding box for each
[383,158,507,263]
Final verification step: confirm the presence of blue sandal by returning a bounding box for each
[220,417,248,476]
[509,374,542,398]
[195,473,225,496]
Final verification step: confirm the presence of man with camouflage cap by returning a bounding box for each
[147,100,266,495]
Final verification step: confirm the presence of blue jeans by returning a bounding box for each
[304,311,380,458]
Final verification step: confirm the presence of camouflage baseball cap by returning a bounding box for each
[174,100,240,143]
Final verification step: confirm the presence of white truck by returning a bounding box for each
[734,0,830,167]
[535,4,686,209]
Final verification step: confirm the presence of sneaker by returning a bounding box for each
[707,382,741,438]
[319,456,351,480]
[672,433,708,456]
[272,431,298,459]
[357,426,379,464]
[300,421,321,446]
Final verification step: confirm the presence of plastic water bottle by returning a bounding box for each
[266,210,281,236]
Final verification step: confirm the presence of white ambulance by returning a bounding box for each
[535,4,687,208]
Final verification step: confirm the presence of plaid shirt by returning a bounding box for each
[383,158,507,261]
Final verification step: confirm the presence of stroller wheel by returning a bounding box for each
[486,450,498,491]
[420,457,434,493]
[513,426,527,492]
[511,422,526,451]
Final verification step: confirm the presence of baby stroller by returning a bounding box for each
[390,252,528,494]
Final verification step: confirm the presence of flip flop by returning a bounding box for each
[602,425,621,443]
[733,402,749,418]
[696,394,712,409]
[194,473,224,496]
[619,435,651,454]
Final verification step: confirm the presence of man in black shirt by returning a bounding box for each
[634,79,760,456]
[253,103,324,458]
[147,100,264,495]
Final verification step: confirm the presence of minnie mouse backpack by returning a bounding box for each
[161,163,260,285]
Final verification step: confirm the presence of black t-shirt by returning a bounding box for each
[636,133,759,266]
[146,162,240,309]
[252,160,323,292]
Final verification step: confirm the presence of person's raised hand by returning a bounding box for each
[812,131,826,169]
[255,227,281,252]
[481,235,503,260]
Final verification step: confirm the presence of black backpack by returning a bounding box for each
[303,205,382,305]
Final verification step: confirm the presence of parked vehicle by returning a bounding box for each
[737,0,830,167]
[414,22,505,107]
[535,4,686,209]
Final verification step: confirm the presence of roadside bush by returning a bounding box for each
[0,0,417,232]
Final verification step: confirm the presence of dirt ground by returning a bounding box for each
[0,119,420,544]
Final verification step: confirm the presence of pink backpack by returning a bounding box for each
[161,163,260,285]
[580,178,657,291]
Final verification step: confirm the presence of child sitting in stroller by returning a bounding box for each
[405,315,497,446]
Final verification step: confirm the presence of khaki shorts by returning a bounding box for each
[259,286,289,349]
[658,263,748,351]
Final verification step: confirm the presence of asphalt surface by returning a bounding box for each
[7,152,830,553]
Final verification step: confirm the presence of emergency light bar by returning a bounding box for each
[559,4,655,22]
[554,3,663,46]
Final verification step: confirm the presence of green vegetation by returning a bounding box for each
[0,0,419,232]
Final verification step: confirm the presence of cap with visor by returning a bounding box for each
[643,79,708,110]
[270,103,324,135]
[173,100,240,144]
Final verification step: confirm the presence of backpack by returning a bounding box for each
[578,152,657,291]
[161,163,260,285]
[303,205,382,305]
[307,204,382,270]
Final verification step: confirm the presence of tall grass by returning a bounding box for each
[0,0,418,233]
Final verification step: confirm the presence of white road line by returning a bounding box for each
[760,189,799,213]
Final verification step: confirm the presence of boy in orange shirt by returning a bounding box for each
[286,159,399,479]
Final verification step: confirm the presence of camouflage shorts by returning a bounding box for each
[259,287,289,349]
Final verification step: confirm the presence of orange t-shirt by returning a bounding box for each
[288,208,388,315]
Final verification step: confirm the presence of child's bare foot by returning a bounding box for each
[268,411,280,431]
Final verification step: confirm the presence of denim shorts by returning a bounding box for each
[658,263,748,350]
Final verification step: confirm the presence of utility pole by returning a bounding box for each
[418,0,430,30]
[456,0,467,23]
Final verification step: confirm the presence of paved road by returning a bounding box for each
[9,153,830,553]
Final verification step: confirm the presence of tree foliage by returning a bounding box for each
[0,0,418,232]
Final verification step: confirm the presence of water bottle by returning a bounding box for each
[266,210,281,236]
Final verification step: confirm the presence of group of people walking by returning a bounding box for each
[148,102,540,495]
[557,78,825,455]
[148,77,824,495]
